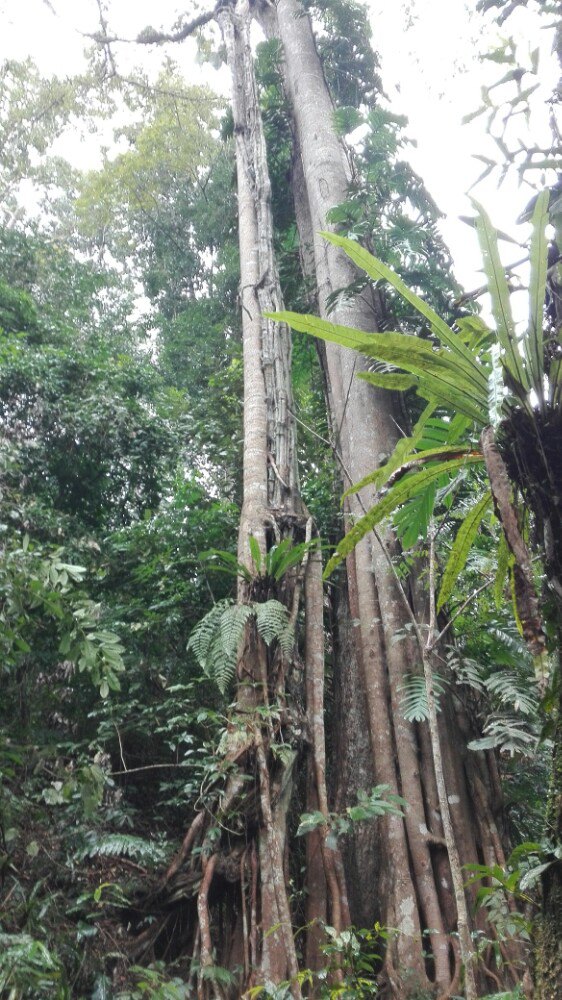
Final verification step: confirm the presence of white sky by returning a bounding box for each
[1,0,559,295]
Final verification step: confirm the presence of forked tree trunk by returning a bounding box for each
[260,0,520,993]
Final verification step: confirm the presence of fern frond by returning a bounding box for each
[187,599,232,669]
[449,654,486,693]
[399,673,447,722]
[220,603,253,662]
[489,625,531,667]
[277,621,296,656]
[254,599,290,646]
[485,670,537,715]
[79,833,167,864]
[468,714,539,756]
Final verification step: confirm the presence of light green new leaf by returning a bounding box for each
[320,231,489,391]
[437,491,492,610]
[527,189,549,407]
[248,534,262,574]
[324,455,483,577]
[471,198,529,395]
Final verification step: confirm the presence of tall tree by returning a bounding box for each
[259,1,514,994]
[6,1,523,995]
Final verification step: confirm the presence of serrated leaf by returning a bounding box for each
[437,491,492,610]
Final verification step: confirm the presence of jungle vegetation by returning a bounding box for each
[1,1,561,998]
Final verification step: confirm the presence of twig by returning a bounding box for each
[110,762,184,776]
[114,722,126,772]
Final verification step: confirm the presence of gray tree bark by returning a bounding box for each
[261,0,516,993]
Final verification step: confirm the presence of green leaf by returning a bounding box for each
[399,673,447,722]
[471,199,529,397]
[248,534,262,574]
[345,444,476,503]
[519,861,552,891]
[526,189,549,406]
[348,400,437,499]
[437,491,492,610]
[494,530,511,609]
[296,811,326,836]
[324,455,483,577]
[394,480,437,548]
[357,370,419,391]
[274,311,487,422]
[254,599,290,645]
[320,231,489,389]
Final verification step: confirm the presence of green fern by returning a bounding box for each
[79,833,167,864]
[485,669,537,716]
[188,599,294,694]
[448,653,486,693]
[220,603,253,663]
[468,714,539,756]
[399,673,447,722]
[187,599,231,670]
[254,599,290,645]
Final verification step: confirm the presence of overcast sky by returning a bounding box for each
[1,0,559,294]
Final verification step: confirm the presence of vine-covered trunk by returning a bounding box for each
[140,2,349,995]
[262,0,520,993]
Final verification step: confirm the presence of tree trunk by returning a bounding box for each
[262,0,519,993]
[136,3,351,995]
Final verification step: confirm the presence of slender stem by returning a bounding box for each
[426,527,478,1000]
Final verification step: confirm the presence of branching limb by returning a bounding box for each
[88,3,221,47]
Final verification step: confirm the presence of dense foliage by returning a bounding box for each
[1,0,561,996]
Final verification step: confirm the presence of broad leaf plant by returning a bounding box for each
[276,190,560,675]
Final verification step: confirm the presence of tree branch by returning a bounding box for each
[88,3,221,48]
